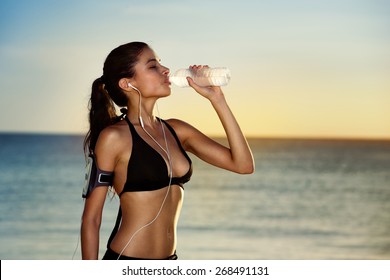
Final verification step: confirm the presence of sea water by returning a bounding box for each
[0,134,389,259]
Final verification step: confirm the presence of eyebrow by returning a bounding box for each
[146,58,161,64]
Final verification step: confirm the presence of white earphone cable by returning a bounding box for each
[117,85,173,259]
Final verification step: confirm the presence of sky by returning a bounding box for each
[0,0,389,139]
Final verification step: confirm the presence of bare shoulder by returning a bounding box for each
[165,118,208,150]
[97,121,128,148]
[94,120,131,168]
[165,118,198,138]
[165,118,198,132]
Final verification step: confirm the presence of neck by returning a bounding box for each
[127,97,159,128]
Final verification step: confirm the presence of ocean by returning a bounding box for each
[0,133,389,260]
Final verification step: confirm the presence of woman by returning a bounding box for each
[81,41,254,260]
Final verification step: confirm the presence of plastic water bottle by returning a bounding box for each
[169,67,231,87]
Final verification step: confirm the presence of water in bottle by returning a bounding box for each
[169,67,231,87]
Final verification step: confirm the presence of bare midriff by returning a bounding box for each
[109,185,183,259]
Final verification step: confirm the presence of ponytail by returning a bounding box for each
[83,77,125,155]
[83,41,148,155]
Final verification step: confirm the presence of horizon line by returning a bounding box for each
[1,130,389,141]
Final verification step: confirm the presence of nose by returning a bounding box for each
[162,66,170,76]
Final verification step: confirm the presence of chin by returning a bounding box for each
[162,88,171,97]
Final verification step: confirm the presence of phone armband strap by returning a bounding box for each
[82,154,114,198]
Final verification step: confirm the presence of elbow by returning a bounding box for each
[236,161,255,175]
[233,150,255,174]
[240,166,255,175]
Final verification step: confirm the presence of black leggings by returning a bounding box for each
[102,247,178,260]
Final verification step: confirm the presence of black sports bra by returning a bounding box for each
[119,117,192,196]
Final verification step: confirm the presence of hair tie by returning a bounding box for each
[115,107,128,121]
[120,107,128,117]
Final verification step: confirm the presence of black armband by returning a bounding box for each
[82,154,114,198]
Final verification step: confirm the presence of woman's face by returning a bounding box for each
[131,47,171,98]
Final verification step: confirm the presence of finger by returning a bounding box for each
[186,77,203,92]
[186,77,197,88]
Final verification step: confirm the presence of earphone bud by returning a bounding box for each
[128,82,140,93]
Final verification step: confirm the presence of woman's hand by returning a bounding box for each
[186,65,224,101]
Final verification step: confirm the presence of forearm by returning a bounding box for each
[186,72,255,173]
[210,93,254,174]
[81,220,100,260]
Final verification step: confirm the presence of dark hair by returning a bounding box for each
[84,41,149,154]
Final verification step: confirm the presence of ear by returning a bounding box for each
[118,78,136,92]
